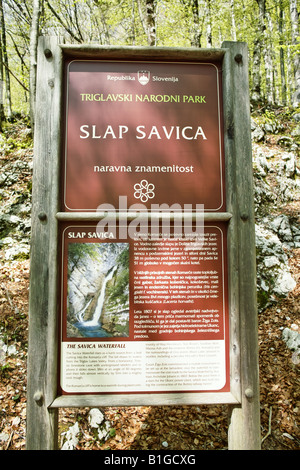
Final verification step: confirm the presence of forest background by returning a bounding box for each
[0,0,299,124]
[0,0,299,451]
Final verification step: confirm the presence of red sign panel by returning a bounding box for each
[63,61,225,212]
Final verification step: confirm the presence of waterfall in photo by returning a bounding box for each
[77,298,93,323]
[68,242,129,339]
[82,265,117,327]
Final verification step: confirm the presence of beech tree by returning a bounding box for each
[251,0,266,104]
[144,0,157,46]
[289,0,300,107]
[0,0,12,121]
[0,8,4,129]
[29,0,40,129]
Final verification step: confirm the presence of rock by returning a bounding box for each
[279,152,297,178]
[264,122,276,134]
[269,214,300,248]
[0,433,10,443]
[101,308,130,337]
[251,118,265,142]
[292,112,300,122]
[277,135,294,149]
[0,213,22,229]
[276,176,300,203]
[291,124,300,137]
[66,322,84,338]
[88,408,105,428]
[61,422,80,450]
[4,243,30,261]
[273,271,296,296]
[255,223,296,310]
[7,344,17,356]
[270,214,293,242]
[88,408,111,441]
[263,256,279,268]
[253,177,276,215]
[282,328,300,352]
[0,339,6,365]
[0,172,18,187]
[254,151,270,176]
[97,421,111,441]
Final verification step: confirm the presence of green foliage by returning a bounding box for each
[116,244,129,268]
[67,243,102,277]
[0,362,14,379]
[68,243,102,263]
[263,109,277,124]
[107,268,129,306]
[0,122,33,155]
[1,0,299,117]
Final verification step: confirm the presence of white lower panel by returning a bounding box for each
[61,340,226,393]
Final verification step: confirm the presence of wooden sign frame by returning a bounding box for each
[26,37,260,449]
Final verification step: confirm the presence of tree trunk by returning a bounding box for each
[289,0,300,107]
[230,0,237,41]
[278,0,287,105]
[265,12,275,105]
[205,0,212,47]
[251,0,266,104]
[131,0,136,45]
[191,0,201,47]
[145,0,156,46]
[0,14,4,130]
[0,0,12,121]
[29,0,41,130]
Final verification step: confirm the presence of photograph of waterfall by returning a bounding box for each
[66,242,129,338]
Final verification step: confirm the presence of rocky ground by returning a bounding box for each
[0,109,299,451]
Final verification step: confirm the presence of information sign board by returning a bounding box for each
[27,40,260,449]
[59,57,230,398]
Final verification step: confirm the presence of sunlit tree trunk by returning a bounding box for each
[265,12,275,105]
[289,0,300,107]
[191,0,201,47]
[0,0,12,121]
[29,0,40,130]
[0,14,4,130]
[205,0,212,47]
[230,0,237,41]
[278,0,287,105]
[145,0,156,46]
[251,0,266,104]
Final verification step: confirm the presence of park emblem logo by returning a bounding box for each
[138,70,150,85]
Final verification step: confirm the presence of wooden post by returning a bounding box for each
[26,36,63,450]
[222,41,261,450]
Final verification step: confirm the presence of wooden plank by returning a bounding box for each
[222,41,261,450]
[50,392,239,409]
[60,44,226,62]
[56,211,233,222]
[222,48,242,404]
[26,36,63,450]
